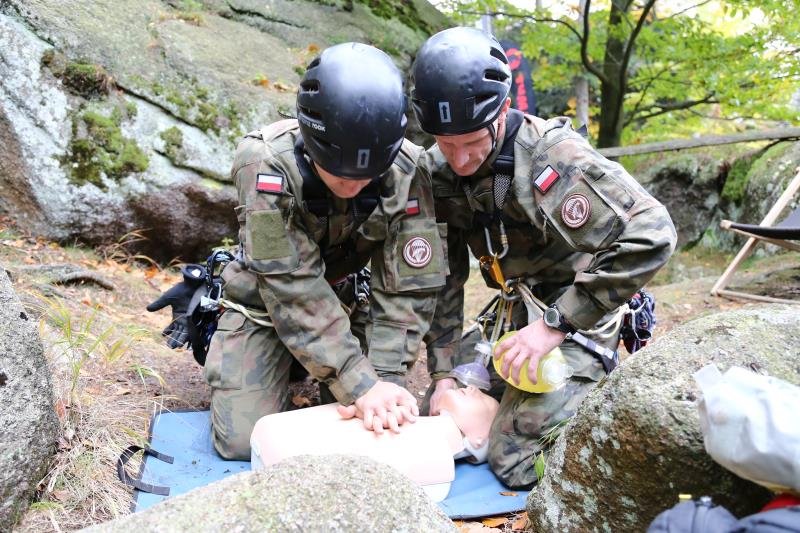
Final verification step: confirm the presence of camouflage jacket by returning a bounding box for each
[424,112,677,379]
[224,120,446,404]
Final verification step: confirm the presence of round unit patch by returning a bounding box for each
[402,237,433,268]
[561,193,592,228]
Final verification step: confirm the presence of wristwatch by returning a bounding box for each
[543,304,576,334]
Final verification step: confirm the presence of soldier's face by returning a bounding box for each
[434,126,494,177]
[433,99,512,177]
[314,164,373,198]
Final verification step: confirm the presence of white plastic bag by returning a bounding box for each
[694,364,800,494]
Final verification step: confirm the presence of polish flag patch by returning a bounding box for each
[256,173,284,193]
[533,165,560,194]
[406,198,420,216]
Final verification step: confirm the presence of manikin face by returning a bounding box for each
[433,99,512,177]
[314,163,373,199]
[438,385,500,448]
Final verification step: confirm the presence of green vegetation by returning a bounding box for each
[445,1,800,148]
[63,107,148,189]
[159,126,186,165]
[151,79,241,137]
[356,0,430,34]
[41,51,113,98]
[721,152,759,203]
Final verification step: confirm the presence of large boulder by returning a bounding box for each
[0,0,447,262]
[0,267,60,530]
[527,305,800,532]
[83,454,456,532]
[639,142,800,251]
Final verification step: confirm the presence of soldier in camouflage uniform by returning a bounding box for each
[200,43,445,459]
[410,28,677,487]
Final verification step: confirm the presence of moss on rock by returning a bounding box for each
[721,152,759,203]
[159,126,186,165]
[62,106,149,189]
[41,51,114,98]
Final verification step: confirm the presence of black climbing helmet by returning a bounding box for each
[411,27,512,136]
[296,42,407,179]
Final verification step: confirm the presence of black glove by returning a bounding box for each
[146,264,206,349]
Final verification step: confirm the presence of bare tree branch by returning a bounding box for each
[666,0,715,19]
[580,0,611,84]
[626,93,718,125]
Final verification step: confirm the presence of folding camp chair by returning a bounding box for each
[710,168,800,304]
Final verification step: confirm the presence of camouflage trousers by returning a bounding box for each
[204,304,373,460]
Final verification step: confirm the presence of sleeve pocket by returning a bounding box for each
[383,217,446,292]
[244,208,299,274]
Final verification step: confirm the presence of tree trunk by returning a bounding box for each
[575,0,590,129]
[597,0,627,148]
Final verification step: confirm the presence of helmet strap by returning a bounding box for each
[486,123,497,153]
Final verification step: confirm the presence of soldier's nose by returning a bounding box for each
[453,148,470,168]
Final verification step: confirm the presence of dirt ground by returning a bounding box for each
[2,216,798,532]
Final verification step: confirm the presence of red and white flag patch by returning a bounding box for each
[533,165,560,194]
[406,198,420,216]
[255,173,284,193]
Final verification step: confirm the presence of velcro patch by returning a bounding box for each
[561,193,591,228]
[533,165,560,194]
[256,173,284,193]
[405,198,420,216]
[402,236,432,268]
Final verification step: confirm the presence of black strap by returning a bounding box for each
[468,109,525,231]
[117,445,174,496]
[293,136,381,223]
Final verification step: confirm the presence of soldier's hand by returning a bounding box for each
[429,377,458,416]
[146,264,206,349]
[494,319,566,385]
[350,381,419,434]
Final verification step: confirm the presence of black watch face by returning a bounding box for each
[544,307,559,327]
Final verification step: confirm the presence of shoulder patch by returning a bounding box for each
[405,198,420,216]
[402,236,433,268]
[256,173,284,194]
[561,193,591,228]
[533,165,560,194]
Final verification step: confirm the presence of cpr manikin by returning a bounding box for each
[250,386,499,501]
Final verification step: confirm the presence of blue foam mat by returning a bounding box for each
[134,411,528,519]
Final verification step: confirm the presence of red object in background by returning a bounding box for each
[500,40,537,114]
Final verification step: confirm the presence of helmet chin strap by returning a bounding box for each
[486,122,497,153]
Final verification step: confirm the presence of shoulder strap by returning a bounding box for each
[464,109,525,228]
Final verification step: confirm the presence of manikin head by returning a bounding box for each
[411,27,513,176]
[437,385,499,449]
[296,42,408,197]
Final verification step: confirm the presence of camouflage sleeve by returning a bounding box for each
[423,223,470,380]
[421,150,474,380]
[235,143,378,405]
[535,145,678,330]
[363,162,444,381]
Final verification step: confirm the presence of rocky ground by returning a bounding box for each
[2,214,798,532]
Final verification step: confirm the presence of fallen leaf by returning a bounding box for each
[499,491,518,497]
[481,517,507,527]
[144,266,160,280]
[54,399,67,420]
[511,514,529,530]
[52,490,70,502]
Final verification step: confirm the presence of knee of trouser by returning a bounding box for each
[487,432,538,489]
[211,418,252,460]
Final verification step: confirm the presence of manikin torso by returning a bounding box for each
[250,386,499,501]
